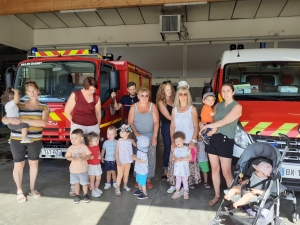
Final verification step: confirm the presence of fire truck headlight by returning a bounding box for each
[235,122,252,149]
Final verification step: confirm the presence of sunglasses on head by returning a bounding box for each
[162,80,171,84]
[179,92,188,96]
[140,94,149,98]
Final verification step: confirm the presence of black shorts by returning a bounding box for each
[205,133,234,158]
[10,139,42,162]
[105,160,117,172]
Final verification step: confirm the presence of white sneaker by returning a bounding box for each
[167,186,176,194]
[91,190,101,197]
[95,188,103,195]
[20,137,33,143]
[113,183,117,188]
[104,183,111,190]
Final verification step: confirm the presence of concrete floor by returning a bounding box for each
[0,137,299,225]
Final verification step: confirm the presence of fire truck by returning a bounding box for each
[6,46,152,159]
[203,48,300,191]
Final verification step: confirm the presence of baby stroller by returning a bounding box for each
[209,134,299,225]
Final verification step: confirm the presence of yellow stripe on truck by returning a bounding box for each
[49,112,62,121]
[271,123,298,136]
[100,118,122,128]
[248,122,272,135]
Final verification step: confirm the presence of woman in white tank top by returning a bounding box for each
[167,81,201,193]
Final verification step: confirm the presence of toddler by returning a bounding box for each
[85,132,102,198]
[1,87,32,143]
[224,162,272,208]
[115,124,136,196]
[197,139,210,189]
[101,126,118,190]
[132,135,150,200]
[65,128,92,204]
[172,131,191,200]
[200,92,217,145]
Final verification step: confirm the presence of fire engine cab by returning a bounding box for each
[203,48,300,191]
[6,46,152,159]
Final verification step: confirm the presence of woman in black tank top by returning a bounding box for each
[156,82,175,181]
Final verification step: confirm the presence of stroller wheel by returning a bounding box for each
[292,212,299,223]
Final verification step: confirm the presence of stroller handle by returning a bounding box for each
[278,133,290,146]
[278,133,290,164]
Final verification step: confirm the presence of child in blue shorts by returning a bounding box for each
[132,135,150,200]
[101,126,118,190]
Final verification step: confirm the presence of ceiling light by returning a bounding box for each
[164,1,207,6]
[59,8,97,13]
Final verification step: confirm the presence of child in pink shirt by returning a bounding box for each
[65,128,92,204]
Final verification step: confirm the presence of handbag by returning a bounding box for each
[190,146,197,163]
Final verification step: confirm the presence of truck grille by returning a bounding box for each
[42,128,70,148]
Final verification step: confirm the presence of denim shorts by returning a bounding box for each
[105,160,117,172]
[136,173,147,186]
[70,172,89,185]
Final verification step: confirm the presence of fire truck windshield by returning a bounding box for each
[14,61,95,102]
[224,61,300,101]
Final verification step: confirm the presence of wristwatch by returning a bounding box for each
[191,139,197,143]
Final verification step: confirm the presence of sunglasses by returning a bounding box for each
[162,80,171,84]
[179,92,188,96]
[140,94,149,98]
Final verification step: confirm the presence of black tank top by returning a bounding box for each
[159,104,173,124]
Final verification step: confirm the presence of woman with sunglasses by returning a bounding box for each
[199,82,242,206]
[2,80,49,202]
[64,77,101,196]
[168,81,201,194]
[128,86,159,189]
[156,81,175,181]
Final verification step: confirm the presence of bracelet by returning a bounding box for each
[191,139,197,143]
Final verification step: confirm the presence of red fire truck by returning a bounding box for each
[203,48,300,191]
[7,47,152,159]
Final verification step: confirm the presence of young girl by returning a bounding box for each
[115,124,136,196]
[85,132,102,198]
[172,131,191,200]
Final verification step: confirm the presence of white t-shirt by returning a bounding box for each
[5,100,19,117]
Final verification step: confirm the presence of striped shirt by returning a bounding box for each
[10,102,50,142]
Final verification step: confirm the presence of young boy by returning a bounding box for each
[101,126,118,190]
[1,87,32,143]
[65,128,92,204]
[200,92,217,145]
[197,139,210,189]
[224,162,272,208]
[132,135,150,200]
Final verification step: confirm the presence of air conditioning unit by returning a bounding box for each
[159,15,181,33]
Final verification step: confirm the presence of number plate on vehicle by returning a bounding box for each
[281,165,300,179]
[41,149,62,156]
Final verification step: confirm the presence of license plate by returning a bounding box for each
[41,149,62,156]
[281,165,300,179]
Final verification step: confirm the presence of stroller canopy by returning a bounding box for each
[237,142,282,174]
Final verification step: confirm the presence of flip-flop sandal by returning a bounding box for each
[208,197,220,206]
[17,193,27,203]
[204,182,211,189]
[28,190,41,198]
[146,182,153,190]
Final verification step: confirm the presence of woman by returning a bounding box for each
[128,86,159,189]
[168,81,201,193]
[2,80,49,202]
[199,82,242,206]
[64,77,101,196]
[156,81,175,181]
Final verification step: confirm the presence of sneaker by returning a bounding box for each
[69,186,76,197]
[202,133,210,145]
[115,189,121,196]
[123,186,131,192]
[20,137,33,143]
[74,195,81,204]
[137,193,148,200]
[134,189,143,196]
[113,183,117,188]
[204,182,211,189]
[91,190,101,198]
[83,194,90,203]
[104,183,111,190]
[167,186,176,194]
[95,188,103,195]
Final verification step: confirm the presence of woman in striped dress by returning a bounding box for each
[2,80,49,203]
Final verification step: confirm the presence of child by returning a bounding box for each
[172,131,191,200]
[1,87,32,143]
[65,128,92,204]
[224,162,272,208]
[101,126,118,190]
[85,132,102,198]
[115,124,136,196]
[197,139,210,189]
[132,135,150,200]
[200,92,217,145]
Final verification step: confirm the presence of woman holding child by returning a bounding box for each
[128,86,159,189]
[2,80,49,202]
[199,82,242,206]
[168,81,201,193]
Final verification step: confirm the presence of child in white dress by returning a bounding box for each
[172,131,192,200]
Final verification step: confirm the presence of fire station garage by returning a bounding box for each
[0,0,300,225]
